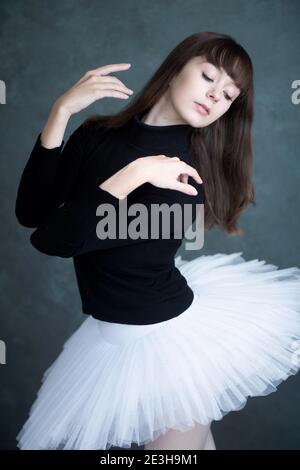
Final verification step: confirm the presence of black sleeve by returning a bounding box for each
[29,179,139,258]
[15,122,98,228]
[15,122,160,258]
[28,182,202,259]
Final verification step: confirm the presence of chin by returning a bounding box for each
[187,115,208,129]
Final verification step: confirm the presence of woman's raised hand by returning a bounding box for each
[56,63,134,117]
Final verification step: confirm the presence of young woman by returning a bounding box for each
[15,32,300,450]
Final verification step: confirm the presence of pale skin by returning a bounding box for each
[39,58,240,450]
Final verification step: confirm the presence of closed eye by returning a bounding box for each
[202,72,213,82]
[202,72,233,101]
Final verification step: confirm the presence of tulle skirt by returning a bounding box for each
[16,252,300,450]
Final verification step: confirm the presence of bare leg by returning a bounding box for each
[202,429,216,450]
[144,422,212,450]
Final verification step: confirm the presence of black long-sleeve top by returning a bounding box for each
[15,112,204,325]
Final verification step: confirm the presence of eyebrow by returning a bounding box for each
[204,63,239,89]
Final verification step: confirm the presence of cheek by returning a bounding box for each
[208,104,230,124]
[176,71,199,95]
[172,79,192,104]
[215,101,231,117]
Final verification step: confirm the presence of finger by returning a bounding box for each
[75,63,131,87]
[89,63,131,76]
[90,81,133,96]
[91,75,133,92]
[92,89,132,100]
[171,181,198,196]
[190,167,203,184]
[178,162,203,183]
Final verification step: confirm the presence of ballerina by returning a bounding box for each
[15,31,300,450]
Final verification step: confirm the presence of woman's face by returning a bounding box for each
[169,55,241,128]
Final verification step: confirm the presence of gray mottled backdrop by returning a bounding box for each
[0,0,299,450]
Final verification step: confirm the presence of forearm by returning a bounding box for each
[29,159,148,257]
[99,158,147,199]
[40,100,71,149]
[15,113,91,228]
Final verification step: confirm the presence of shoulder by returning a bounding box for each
[70,114,125,155]
[73,117,107,140]
[68,116,112,155]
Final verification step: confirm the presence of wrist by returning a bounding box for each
[129,158,148,186]
[99,161,146,200]
[52,99,72,121]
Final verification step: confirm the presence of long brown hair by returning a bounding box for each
[83,32,256,236]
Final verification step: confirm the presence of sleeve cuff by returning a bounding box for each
[34,132,65,155]
[94,175,123,207]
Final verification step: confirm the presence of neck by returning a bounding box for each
[126,111,192,153]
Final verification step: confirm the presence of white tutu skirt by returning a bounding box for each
[16,252,300,450]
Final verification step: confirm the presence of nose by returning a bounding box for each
[207,87,220,103]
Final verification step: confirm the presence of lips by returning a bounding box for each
[195,102,210,115]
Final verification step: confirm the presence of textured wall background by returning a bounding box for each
[0,0,299,450]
